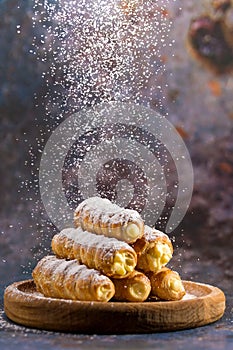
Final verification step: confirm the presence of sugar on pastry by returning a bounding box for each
[147,267,186,301]
[32,255,115,302]
[131,225,173,273]
[51,227,137,279]
[74,196,144,244]
[112,270,151,302]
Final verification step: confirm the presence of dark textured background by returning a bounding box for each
[0,0,232,348]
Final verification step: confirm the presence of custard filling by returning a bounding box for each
[112,252,136,276]
[169,278,185,293]
[129,282,150,301]
[97,284,114,301]
[147,242,172,271]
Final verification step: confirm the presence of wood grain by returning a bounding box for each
[4,280,225,334]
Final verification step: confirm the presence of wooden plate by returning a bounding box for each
[4,279,225,334]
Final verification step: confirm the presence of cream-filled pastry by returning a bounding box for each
[32,255,115,302]
[51,227,137,279]
[74,196,144,243]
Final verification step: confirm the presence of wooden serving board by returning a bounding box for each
[4,280,225,334]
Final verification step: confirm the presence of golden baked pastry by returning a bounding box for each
[147,267,186,301]
[32,255,115,302]
[132,225,173,273]
[51,228,137,279]
[112,270,151,302]
[74,196,144,243]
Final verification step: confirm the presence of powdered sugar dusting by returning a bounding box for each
[77,196,121,214]
[34,255,114,300]
[144,224,169,242]
[74,196,144,243]
[61,227,134,252]
[182,292,196,300]
[53,257,77,275]
[75,196,142,224]
[35,255,60,274]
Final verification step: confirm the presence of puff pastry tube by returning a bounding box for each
[147,267,186,301]
[32,255,115,302]
[74,197,144,243]
[51,228,137,279]
[131,225,173,273]
[112,270,151,302]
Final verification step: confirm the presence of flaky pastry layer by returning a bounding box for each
[32,255,115,302]
[74,197,144,243]
[112,270,151,302]
[147,267,186,301]
[51,227,137,279]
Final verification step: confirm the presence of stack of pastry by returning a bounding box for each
[33,197,186,303]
